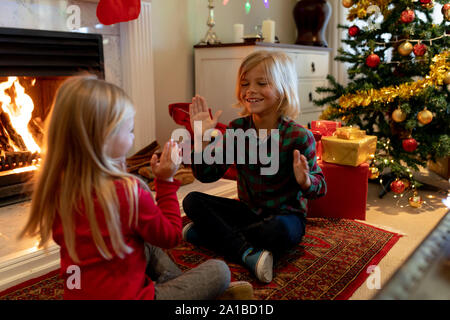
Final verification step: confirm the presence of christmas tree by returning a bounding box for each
[314,0,449,197]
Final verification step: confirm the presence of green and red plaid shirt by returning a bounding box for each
[191,116,327,217]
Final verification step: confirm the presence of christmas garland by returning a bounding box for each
[335,51,449,110]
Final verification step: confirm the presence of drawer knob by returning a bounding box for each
[311,62,316,73]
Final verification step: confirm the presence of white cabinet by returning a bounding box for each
[194,43,331,127]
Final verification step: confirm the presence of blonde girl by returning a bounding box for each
[20,76,252,300]
[183,50,327,283]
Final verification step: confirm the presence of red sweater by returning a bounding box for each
[52,178,182,300]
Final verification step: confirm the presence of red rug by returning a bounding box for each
[0,218,401,300]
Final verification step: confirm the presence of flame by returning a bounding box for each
[0,77,41,153]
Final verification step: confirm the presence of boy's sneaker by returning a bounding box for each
[182,222,204,246]
[218,281,254,300]
[242,248,273,283]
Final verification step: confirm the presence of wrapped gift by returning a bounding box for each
[311,120,342,136]
[321,130,377,167]
[310,120,341,159]
[335,126,366,140]
[308,161,369,220]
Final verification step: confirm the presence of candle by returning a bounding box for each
[233,24,244,43]
[262,19,275,43]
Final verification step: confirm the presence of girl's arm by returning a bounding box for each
[133,179,182,249]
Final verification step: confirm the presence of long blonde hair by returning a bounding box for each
[20,76,144,263]
[234,50,300,119]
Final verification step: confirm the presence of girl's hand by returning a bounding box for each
[189,95,223,138]
[150,140,181,182]
[293,150,311,190]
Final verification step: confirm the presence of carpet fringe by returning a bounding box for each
[355,220,408,236]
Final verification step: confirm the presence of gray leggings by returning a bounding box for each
[144,243,230,300]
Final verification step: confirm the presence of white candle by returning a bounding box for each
[262,19,275,43]
[233,24,244,43]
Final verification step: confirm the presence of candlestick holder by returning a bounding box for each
[198,0,221,45]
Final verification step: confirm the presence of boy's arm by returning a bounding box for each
[295,132,327,199]
[190,130,232,183]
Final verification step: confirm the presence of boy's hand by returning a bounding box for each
[189,94,223,138]
[293,150,311,190]
[150,140,181,182]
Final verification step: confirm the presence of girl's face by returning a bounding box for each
[105,116,135,159]
[239,63,280,117]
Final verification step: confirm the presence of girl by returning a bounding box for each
[19,76,253,300]
[183,50,327,283]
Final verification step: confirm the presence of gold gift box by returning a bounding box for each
[322,135,377,167]
[335,127,366,140]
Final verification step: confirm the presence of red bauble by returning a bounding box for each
[348,25,360,37]
[366,53,381,68]
[390,179,406,194]
[402,138,418,152]
[419,0,432,3]
[400,9,415,23]
[413,43,427,56]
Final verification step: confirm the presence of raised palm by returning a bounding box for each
[189,95,222,138]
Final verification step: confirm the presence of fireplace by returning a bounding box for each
[0,27,104,206]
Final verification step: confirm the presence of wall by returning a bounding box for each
[152,0,299,144]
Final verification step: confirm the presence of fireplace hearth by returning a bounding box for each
[0,27,104,206]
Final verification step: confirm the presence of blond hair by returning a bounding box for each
[234,50,300,119]
[19,75,145,263]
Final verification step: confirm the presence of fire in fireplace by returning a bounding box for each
[0,27,104,206]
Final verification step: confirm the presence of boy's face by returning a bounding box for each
[105,116,135,160]
[239,63,280,117]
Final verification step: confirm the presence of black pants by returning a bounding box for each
[182,192,306,262]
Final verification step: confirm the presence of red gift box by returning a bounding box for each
[307,160,369,220]
[311,120,342,136]
[310,120,341,159]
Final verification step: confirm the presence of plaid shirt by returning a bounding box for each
[191,116,326,217]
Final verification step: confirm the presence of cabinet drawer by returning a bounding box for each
[294,53,329,79]
[298,80,327,113]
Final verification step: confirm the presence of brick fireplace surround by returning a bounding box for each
[0,0,155,291]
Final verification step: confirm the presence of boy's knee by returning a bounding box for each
[182,192,202,213]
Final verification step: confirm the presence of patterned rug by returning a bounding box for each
[0,218,401,300]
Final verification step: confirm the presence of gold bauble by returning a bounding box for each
[417,108,433,125]
[444,71,450,85]
[369,166,380,179]
[409,192,423,208]
[392,108,406,123]
[398,41,413,56]
[342,0,353,8]
[421,2,434,10]
[401,178,411,190]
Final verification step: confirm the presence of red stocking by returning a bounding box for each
[96,0,141,25]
